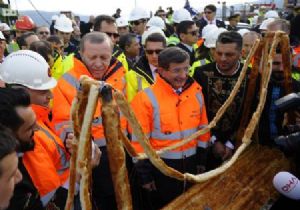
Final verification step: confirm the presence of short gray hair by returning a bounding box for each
[158,47,189,69]
[80,32,113,52]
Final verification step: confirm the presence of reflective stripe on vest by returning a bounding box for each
[41,190,56,206]
[62,73,80,90]
[137,74,143,91]
[199,59,206,66]
[293,53,300,67]
[143,88,203,140]
[160,147,196,159]
[132,88,202,159]
[38,126,69,174]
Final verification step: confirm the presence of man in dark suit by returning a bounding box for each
[176,20,198,65]
[197,4,226,36]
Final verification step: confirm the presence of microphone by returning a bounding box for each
[273,171,300,200]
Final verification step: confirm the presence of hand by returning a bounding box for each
[196,165,206,174]
[212,141,225,159]
[222,146,233,161]
[65,132,75,154]
[142,181,157,192]
[91,144,101,168]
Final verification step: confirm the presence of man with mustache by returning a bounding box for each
[0,88,43,210]
[193,31,251,169]
[0,125,23,210]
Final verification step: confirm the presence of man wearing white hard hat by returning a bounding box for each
[116,17,129,36]
[128,7,150,37]
[167,8,192,47]
[129,7,150,56]
[0,23,10,41]
[54,15,77,56]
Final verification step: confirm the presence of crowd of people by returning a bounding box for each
[0,2,299,210]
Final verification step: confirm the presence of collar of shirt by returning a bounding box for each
[203,15,217,25]
[149,63,158,80]
[173,87,183,95]
[182,43,194,52]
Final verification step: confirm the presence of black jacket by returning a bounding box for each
[197,18,226,36]
[132,55,155,85]
[176,42,196,65]
[7,156,45,210]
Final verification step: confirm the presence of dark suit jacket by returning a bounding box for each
[197,18,226,36]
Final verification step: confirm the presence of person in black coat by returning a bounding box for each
[197,4,226,36]
[176,20,198,65]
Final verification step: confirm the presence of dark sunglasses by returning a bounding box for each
[204,11,213,14]
[130,20,143,25]
[145,49,163,55]
[105,32,120,38]
[39,31,49,35]
[186,30,198,36]
[157,14,166,17]
[273,61,282,65]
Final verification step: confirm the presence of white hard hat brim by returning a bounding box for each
[25,77,57,90]
[54,25,74,33]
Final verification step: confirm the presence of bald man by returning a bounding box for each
[242,31,260,60]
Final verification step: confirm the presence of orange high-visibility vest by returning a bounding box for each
[293,46,300,68]
[130,75,210,159]
[52,58,127,147]
[23,104,70,203]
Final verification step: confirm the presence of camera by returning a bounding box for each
[274,92,300,154]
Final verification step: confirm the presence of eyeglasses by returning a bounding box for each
[169,66,190,74]
[130,20,143,25]
[186,30,198,36]
[105,32,120,38]
[204,11,213,14]
[145,49,163,55]
[39,31,49,35]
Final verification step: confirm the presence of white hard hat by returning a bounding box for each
[259,18,275,30]
[116,17,128,27]
[204,28,227,48]
[173,9,192,24]
[264,10,279,19]
[201,24,218,39]
[54,15,73,33]
[0,50,57,90]
[0,31,5,40]
[128,7,150,21]
[146,16,165,30]
[0,23,10,31]
[142,26,166,46]
[238,28,250,37]
[51,15,59,21]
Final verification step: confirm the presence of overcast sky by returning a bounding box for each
[7,0,260,17]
